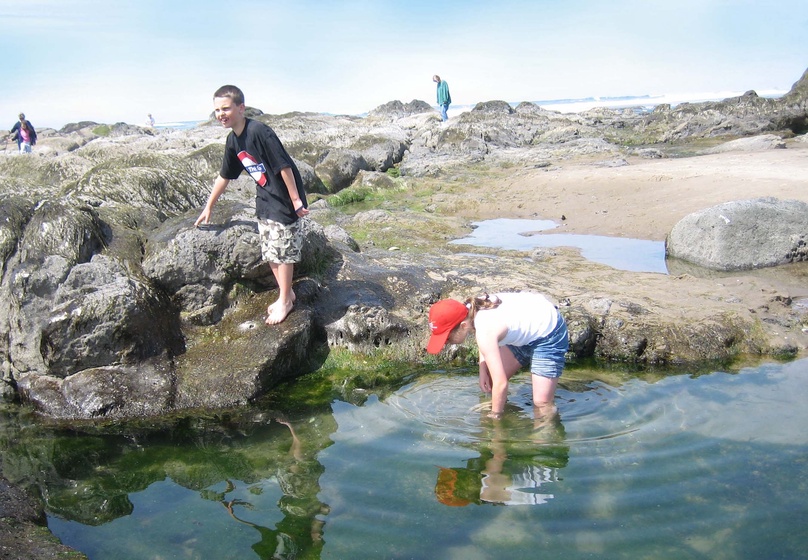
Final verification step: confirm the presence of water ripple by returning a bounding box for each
[385,374,663,446]
[385,375,487,445]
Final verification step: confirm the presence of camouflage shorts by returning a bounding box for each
[257,218,303,264]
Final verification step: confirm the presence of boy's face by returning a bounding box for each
[213,96,245,131]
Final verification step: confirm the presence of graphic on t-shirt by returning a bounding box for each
[237,151,268,187]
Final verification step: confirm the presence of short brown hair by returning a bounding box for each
[213,85,244,106]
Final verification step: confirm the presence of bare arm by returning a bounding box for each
[479,359,492,392]
[195,175,230,226]
[280,166,309,217]
[476,325,509,416]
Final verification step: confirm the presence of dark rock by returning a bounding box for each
[143,202,268,322]
[314,149,371,193]
[368,99,433,118]
[59,121,100,134]
[349,135,407,171]
[471,100,515,114]
[324,304,409,352]
[0,475,87,559]
[350,170,399,191]
[143,202,333,324]
[16,358,175,419]
[66,153,211,218]
[0,199,183,384]
[173,302,317,410]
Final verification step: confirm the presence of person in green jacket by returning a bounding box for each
[433,75,451,121]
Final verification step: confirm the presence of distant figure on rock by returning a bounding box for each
[433,74,452,121]
[194,85,309,325]
[9,113,36,153]
[426,292,568,420]
[146,113,155,127]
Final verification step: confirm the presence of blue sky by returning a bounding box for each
[2,0,807,129]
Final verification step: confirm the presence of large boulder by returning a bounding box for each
[314,149,371,193]
[666,197,808,270]
[66,153,211,218]
[778,67,808,133]
[0,199,183,380]
[15,358,176,419]
[142,201,333,325]
[702,134,786,154]
[367,99,434,119]
[348,135,408,171]
[173,300,317,410]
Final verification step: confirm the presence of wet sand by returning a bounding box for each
[469,140,808,242]
[442,139,808,357]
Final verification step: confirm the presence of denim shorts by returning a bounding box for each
[507,312,569,379]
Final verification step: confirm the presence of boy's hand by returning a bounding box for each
[195,209,211,227]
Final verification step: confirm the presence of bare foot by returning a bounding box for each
[266,299,294,325]
[267,291,296,313]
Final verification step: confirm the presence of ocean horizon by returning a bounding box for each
[151,88,789,130]
[443,87,788,120]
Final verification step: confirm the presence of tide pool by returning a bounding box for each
[13,357,804,559]
[450,218,668,273]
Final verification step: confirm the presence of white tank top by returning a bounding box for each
[473,292,558,347]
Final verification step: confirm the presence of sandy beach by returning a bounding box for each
[417,138,808,359]
[463,140,808,242]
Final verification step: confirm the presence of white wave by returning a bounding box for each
[538,89,788,114]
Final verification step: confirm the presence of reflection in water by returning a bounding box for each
[208,418,329,559]
[32,410,337,559]
[4,359,808,559]
[435,405,569,507]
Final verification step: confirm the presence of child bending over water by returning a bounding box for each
[427,292,569,419]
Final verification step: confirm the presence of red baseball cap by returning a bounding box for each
[426,299,468,354]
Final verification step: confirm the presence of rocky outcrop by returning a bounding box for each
[1,68,808,422]
[3,73,808,560]
[702,133,786,153]
[0,475,87,559]
[314,149,371,192]
[368,99,433,119]
[666,198,808,271]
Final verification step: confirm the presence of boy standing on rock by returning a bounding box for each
[195,85,309,325]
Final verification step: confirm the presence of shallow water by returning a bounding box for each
[1,357,802,559]
[450,218,668,274]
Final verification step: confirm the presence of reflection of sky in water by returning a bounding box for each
[450,218,668,274]
[43,358,808,558]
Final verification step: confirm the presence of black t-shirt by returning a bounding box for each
[220,118,306,224]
